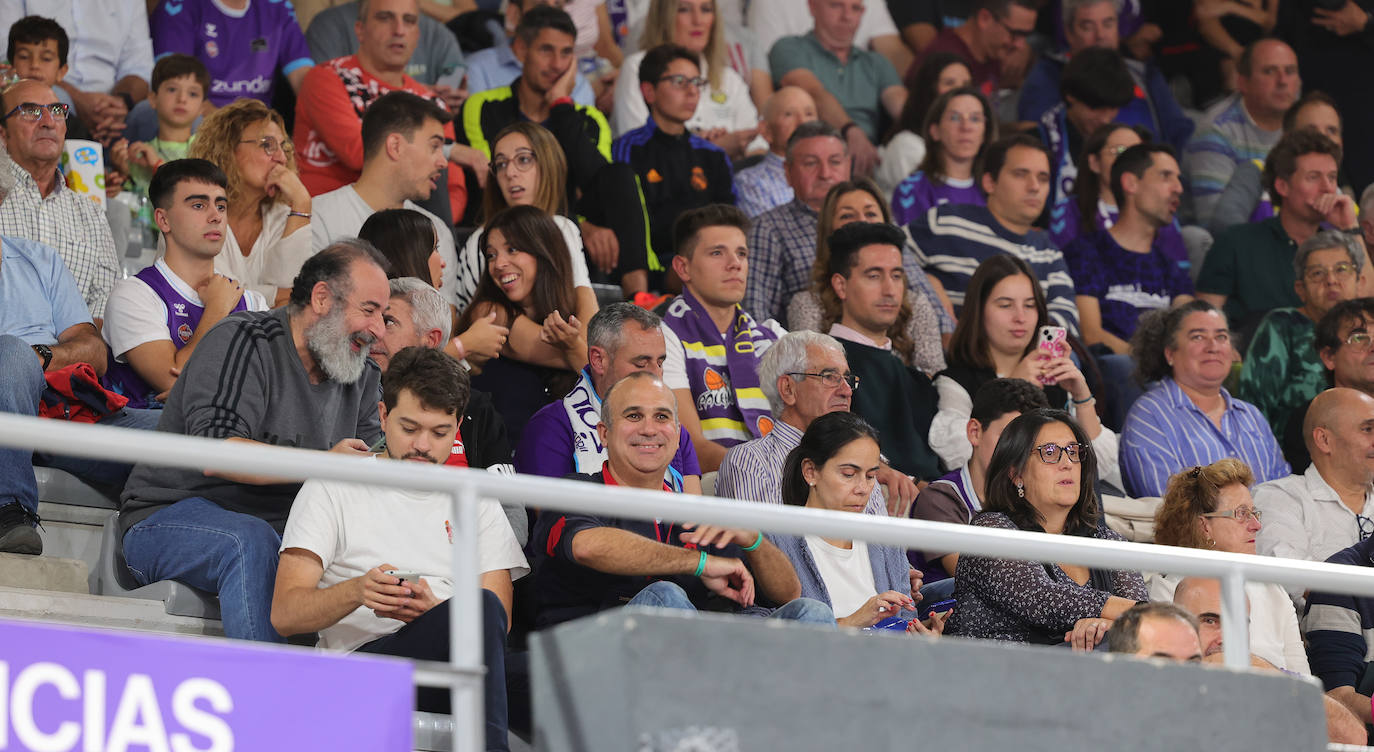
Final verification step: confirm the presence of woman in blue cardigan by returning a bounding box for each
[769,412,950,633]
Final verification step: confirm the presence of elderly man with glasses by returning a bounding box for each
[1280,299,1374,469]
[0,79,120,325]
[1256,387,1374,607]
[1239,230,1366,438]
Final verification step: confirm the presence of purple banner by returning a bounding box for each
[0,619,413,751]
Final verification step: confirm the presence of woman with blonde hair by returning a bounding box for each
[611,0,761,159]
[188,99,312,306]
[1149,459,1309,673]
[786,178,949,374]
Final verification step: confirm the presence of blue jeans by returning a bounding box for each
[627,581,836,626]
[1088,344,1143,433]
[122,497,284,643]
[0,334,160,516]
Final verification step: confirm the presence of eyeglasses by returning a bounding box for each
[238,136,293,157]
[490,152,537,175]
[994,15,1034,39]
[1201,506,1263,524]
[787,371,860,390]
[1359,514,1374,542]
[658,74,708,90]
[1,101,69,123]
[1029,442,1086,464]
[1343,331,1374,352]
[1102,144,1131,157]
[1303,262,1358,283]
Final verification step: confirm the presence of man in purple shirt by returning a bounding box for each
[151,0,314,107]
[514,303,703,495]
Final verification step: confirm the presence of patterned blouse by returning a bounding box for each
[946,512,1147,644]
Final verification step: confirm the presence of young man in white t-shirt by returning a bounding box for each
[270,346,528,749]
[101,159,269,408]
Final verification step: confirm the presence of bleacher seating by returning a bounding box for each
[91,513,222,621]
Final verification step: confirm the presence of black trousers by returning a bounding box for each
[575,162,658,278]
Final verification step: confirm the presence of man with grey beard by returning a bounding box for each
[119,239,391,642]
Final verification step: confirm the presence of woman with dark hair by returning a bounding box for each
[1121,300,1289,497]
[930,255,1117,487]
[946,409,1146,648]
[1148,459,1309,672]
[768,412,950,632]
[453,122,597,327]
[358,209,442,289]
[875,53,973,198]
[1047,122,1145,250]
[890,86,995,227]
[457,205,588,442]
[785,179,949,373]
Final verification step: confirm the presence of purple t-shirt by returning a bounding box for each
[1049,196,1191,266]
[891,171,985,226]
[514,401,702,480]
[152,0,314,107]
[1064,228,1194,340]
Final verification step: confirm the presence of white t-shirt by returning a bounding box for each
[611,50,761,140]
[661,316,786,391]
[281,472,529,652]
[310,185,461,306]
[214,201,315,302]
[103,258,269,361]
[805,535,876,620]
[452,214,592,316]
[747,0,898,59]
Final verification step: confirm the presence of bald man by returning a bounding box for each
[1107,602,1203,662]
[734,86,818,218]
[531,372,829,629]
[1256,389,1374,587]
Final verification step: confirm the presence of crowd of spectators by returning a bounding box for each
[7,0,1374,745]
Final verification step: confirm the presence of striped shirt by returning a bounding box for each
[905,203,1080,336]
[716,417,887,515]
[1181,94,1281,229]
[734,152,792,219]
[1120,377,1290,498]
[1303,536,1374,691]
[0,161,120,318]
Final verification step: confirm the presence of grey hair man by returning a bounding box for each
[717,330,906,512]
[515,302,703,493]
[371,276,452,371]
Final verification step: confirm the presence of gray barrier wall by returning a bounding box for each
[532,609,1327,751]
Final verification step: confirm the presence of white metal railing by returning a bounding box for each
[4,413,1374,750]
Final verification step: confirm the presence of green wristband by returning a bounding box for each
[741,532,764,552]
[693,550,707,577]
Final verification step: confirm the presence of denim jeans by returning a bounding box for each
[627,581,836,626]
[1088,344,1143,433]
[0,334,160,516]
[358,590,511,752]
[122,497,284,643]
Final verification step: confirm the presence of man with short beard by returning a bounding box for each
[119,240,391,643]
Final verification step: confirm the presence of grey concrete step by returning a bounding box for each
[0,552,88,594]
[0,585,222,637]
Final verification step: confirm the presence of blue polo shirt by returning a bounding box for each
[0,236,91,343]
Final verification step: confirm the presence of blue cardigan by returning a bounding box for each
[768,532,916,620]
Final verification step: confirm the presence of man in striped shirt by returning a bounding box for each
[907,133,1081,336]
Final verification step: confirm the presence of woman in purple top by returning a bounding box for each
[891,87,995,226]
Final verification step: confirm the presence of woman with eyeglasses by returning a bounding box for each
[873,53,972,199]
[1047,122,1143,251]
[1149,459,1309,673]
[610,0,762,160]
[1238,231,1365,438]
[930,255,1119,488]
[1120,300,1289,498]
[769,412,951,633]
[187,99,311,307]
[890,87,994,227]
[1277,298,1374,470]
[786,179,950,374]
[945,408,1146,649]
[456,204,588,444]
[453,122,597,329]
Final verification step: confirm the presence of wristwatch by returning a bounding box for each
[31,343,52,370]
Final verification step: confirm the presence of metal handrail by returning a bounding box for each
[3,413,1371,750]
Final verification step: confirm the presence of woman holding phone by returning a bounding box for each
[768,412,951,633]
[929,255,1117,488]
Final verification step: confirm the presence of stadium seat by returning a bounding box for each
[90,513,221,620]
[34,467,117,510]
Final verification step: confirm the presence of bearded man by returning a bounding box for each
[119,239,390,642]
